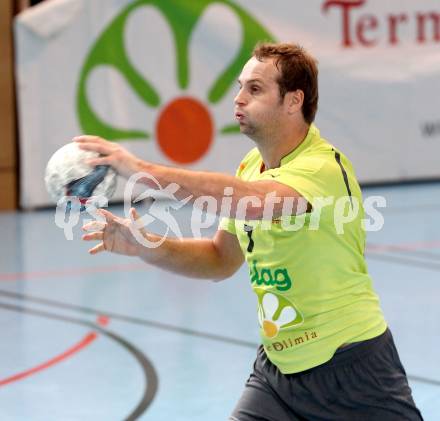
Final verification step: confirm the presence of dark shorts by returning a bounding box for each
[230,329,423,421]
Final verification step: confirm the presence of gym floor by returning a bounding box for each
[0,182,439,420]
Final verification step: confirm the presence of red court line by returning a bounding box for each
[0,332,97,387]
[2,241,438,282]
[0,263,149,282]
[97,315,110,326]
[366,241,440,253]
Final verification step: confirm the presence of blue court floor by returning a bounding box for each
[0,182,439,420]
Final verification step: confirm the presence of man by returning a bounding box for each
[78,43,422,420]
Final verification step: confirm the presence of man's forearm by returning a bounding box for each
[137,234,236,281]
[136,161,302,219]
[139,161,257,203]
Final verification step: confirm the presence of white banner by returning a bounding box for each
[15,0,440,208]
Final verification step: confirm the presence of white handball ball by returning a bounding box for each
[44,142,117,205]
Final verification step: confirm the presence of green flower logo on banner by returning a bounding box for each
[77,0,275,164]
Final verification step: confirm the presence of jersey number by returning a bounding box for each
[244,224,254,253]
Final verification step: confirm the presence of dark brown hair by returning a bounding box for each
[253,42,319,124]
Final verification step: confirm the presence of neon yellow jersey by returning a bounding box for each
[219,124,387,374]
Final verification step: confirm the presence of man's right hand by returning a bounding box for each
[74,135,142,179]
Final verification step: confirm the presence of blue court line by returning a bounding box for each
[408,375,440,387]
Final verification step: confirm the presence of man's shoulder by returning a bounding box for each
[285,136,333,172]
[302,129,355,171]
[311,127,353,164]
[309,128,335,155]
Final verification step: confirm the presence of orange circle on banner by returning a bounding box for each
[156,97,213,164]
